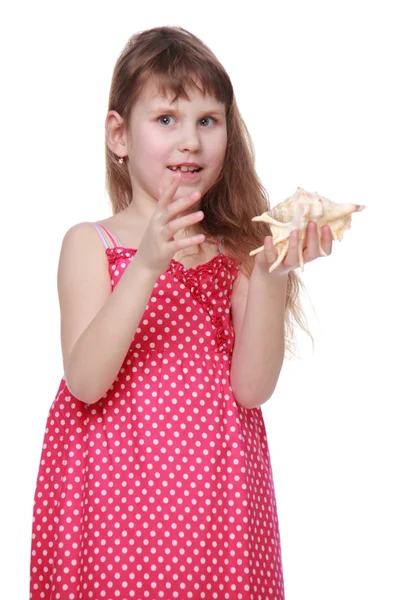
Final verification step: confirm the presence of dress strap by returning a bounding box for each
[91,223,124,249]
[217,234,225,255]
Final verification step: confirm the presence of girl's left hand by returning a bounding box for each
[255,221,334,275]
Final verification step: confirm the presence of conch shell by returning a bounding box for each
[250,187,366,272]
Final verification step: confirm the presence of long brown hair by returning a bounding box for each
[105,26,310,354]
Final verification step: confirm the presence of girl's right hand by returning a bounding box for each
[134,172,205,276]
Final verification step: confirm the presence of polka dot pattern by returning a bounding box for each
[30,249,285,599]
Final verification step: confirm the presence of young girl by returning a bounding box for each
[30,26,333,600]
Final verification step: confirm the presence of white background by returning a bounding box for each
[1,1,399,598]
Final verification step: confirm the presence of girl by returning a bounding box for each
[30,26,333,600]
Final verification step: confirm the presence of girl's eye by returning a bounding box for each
[157,115,216,127]
[199,117,215,127]
[158,115,176,126]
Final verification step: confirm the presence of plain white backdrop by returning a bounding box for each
[1,1,399,598]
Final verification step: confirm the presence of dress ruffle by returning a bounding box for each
[169,255,239,354]
[106,248,239,354]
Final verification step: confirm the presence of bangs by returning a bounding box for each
[136,58,233,107]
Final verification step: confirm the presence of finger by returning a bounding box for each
[303,222,332,263]
[173,233,206,251]
[263,235,277,264]
[320,225,333,255]
[163,210,204,241]
[283,229,300,266]
[158,170,183,208]
[158,166,181,197]
[268,240,288,272]
[165,190,202,222]
[303,221,320,259]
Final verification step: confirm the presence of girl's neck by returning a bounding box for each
[123,196,155,224]
[172,236,218,265]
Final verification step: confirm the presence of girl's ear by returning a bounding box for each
[105,110,127,157]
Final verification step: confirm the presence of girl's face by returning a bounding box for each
[125,81,227,205]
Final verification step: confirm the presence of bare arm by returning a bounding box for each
[59,222,159,404]
[60,173,205,405]
[230,223,333,409]
[230,267,287,409]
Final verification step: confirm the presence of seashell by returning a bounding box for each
[250,187,366,272]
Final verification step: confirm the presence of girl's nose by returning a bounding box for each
[177,125,201,153]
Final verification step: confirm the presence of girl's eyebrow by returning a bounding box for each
[148,105,225,117]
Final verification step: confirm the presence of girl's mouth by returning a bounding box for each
[167,165,203,179]
[168,165,203,173]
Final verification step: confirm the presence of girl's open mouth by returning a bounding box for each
[167,165,203,179]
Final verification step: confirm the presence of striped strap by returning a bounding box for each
[92,223,124,249]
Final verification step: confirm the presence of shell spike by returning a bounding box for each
[249,187,366,270]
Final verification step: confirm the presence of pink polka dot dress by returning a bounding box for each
[30,223,285,600]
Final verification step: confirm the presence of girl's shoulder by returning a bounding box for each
[61,215,134,251]
[57,223,112,291]
[60,221,110,255]
[93,215,138,250]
